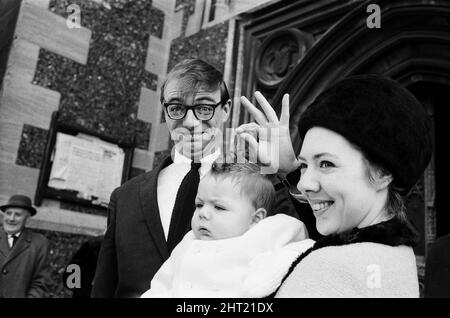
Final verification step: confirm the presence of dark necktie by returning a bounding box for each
[11,234,18,248]
[167,161,201,252]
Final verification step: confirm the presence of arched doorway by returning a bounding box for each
[267,0,450,266]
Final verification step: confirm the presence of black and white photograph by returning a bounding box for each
[0,0,448,305]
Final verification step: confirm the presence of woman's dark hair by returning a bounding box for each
[364,157,419,238]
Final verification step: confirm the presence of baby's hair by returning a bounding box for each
[208,162,275,213]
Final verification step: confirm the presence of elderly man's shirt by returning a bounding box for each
[7,232,21,248]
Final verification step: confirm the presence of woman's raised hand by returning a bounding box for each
[236,91,300,174]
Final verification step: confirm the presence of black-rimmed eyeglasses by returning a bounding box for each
[162,100,224,121]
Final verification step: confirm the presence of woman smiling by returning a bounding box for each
[237,75,432,297]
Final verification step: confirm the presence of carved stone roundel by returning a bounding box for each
[256,29,313,89]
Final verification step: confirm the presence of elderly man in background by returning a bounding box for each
[0,194,51,298]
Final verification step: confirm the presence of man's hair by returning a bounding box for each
[160,58,230,104]
[208,162,275,213]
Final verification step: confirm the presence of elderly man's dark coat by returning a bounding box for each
[0,228,50,297]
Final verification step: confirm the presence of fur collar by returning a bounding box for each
[313,217,418,249]
[269,217,418,297]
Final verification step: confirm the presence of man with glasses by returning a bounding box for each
[92,58,297,298]
[160,59,231,162]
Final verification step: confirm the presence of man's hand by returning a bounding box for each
[236,92,300,174]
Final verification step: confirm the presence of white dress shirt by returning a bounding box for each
[157,150,221,240]
[8,232,21,248]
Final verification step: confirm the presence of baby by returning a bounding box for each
[141,162,314,298]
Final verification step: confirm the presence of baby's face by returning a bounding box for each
[191,175,256,240]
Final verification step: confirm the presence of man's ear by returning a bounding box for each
[221,99,232,123]
[251,208,267,226]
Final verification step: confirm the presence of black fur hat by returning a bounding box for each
[298,75,433,196]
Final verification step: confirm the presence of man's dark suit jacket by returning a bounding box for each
[0,228,50,297]
[91,156,299,298]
